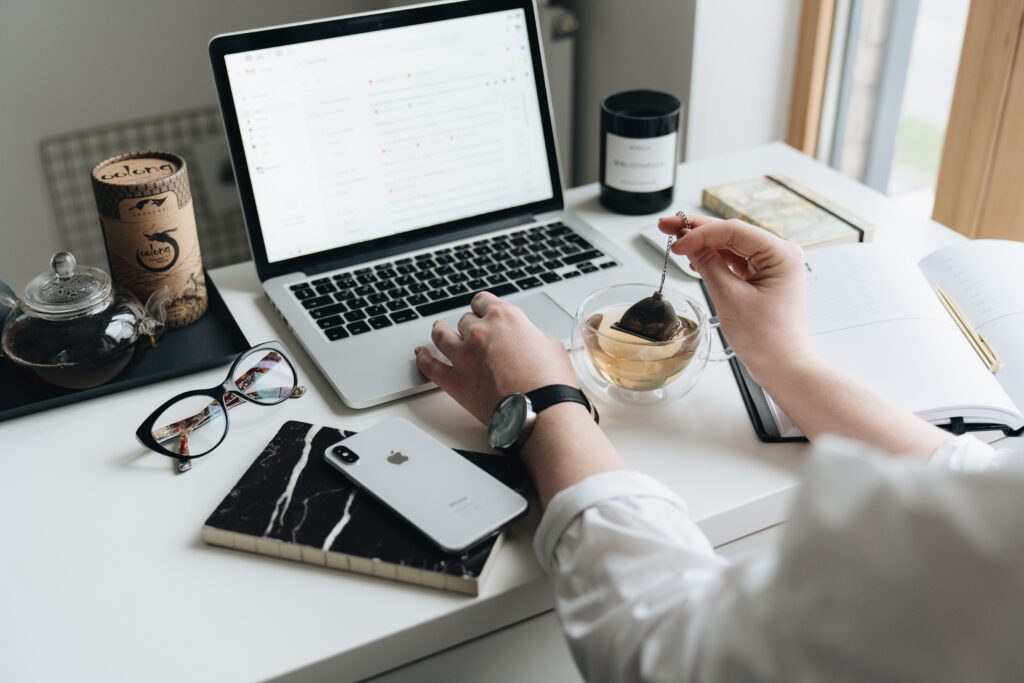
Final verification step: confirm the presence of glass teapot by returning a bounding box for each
[0,251,168,389]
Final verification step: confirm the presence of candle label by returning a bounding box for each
[604,132,677,193]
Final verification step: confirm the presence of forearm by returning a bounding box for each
[755,355,950,458]
[519,402,627,509]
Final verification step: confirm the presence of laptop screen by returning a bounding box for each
[223,8,555,264]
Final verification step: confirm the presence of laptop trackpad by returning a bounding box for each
[440,292,573,342]
[514,292,574,341]
[430,294,574,366]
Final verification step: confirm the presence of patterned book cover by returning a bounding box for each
[203,420,529,595]
[702,174,873,248]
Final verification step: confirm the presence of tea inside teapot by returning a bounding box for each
[1,251,168,389]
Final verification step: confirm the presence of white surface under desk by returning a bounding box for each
[0,143,970,683]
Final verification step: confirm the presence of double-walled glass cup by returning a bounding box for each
[570,284,733,406]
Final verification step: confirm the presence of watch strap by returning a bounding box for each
[526,384,597,422]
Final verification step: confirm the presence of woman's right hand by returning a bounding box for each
[658,215,813,381]
[660,214,951,457]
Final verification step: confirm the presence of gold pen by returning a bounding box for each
[934,286,1001,373]
[936,287,999,371]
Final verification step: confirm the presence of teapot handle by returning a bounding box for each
[138,286,171,346]
[0,280,16,312]
[707,316,735,363]
[0,280,14,359]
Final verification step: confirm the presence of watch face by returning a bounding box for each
[488,394,528,449]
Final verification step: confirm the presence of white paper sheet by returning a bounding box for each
[920,240,1024,412]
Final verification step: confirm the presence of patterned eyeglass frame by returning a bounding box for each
[135,341,305,473]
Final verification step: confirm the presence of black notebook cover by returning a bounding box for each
[203,421,530,595]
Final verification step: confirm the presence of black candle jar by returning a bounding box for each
[599,90,681,215]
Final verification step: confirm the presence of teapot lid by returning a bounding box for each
[22,251,112,320]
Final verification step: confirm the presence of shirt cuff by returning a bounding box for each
[533,469,690,574]
[928,434,999,472]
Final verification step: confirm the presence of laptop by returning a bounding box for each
[210,0,648,408]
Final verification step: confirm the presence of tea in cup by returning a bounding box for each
[571,284,732,405]
[583,304,700,391]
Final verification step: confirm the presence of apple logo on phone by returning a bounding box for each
[387,450,409,465]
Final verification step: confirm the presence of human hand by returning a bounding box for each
[414,292,577,424]
[658,215,813,380]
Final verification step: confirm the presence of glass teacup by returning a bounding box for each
[571,283,733,405]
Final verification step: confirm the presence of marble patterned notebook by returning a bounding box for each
[202,420,529,595]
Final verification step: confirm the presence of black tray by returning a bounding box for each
[0,274,249,423]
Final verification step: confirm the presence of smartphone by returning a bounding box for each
[323,417,528,553]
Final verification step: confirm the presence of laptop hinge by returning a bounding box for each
[304,213,539,275]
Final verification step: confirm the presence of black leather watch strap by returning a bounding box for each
[526,385,598,423]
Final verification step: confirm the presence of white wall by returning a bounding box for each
[686,0,801,161]
[562,0,697,185]
[561,0,800,180]
[0,0,381,287]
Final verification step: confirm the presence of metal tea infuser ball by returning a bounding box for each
[611,211,692,342]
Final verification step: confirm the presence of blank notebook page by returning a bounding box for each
[919,240,1024,410]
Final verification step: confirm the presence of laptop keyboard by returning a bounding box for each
[288,222,617,341]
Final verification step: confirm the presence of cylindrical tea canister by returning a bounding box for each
[91,151,207,328]
[599,90,681,215]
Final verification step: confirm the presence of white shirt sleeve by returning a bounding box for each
[536,435,1024,683]
[927,432,1008,471]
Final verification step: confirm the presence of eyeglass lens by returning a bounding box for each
[151,395,227,457]
[149,349,297,457]
[229,349,297,405]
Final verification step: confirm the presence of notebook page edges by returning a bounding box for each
[919,240,1024,412]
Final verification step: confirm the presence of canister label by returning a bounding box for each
[99,191,207,328]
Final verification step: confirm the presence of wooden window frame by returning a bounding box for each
[787,0,837,157]
[933,0,1024,240]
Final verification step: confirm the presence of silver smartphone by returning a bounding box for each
[323,417,528,553]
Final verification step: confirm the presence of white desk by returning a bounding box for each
[0,143,968,682]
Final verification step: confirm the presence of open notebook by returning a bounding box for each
[727,239,1024,441]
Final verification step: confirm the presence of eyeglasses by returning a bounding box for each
[136,341,305,473]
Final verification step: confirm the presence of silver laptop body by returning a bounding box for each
[210,0,650,408]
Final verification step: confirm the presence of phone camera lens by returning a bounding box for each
[332,445,358,463]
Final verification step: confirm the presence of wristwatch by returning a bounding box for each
[488,384,598,450]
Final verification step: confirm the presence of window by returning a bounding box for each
[816,0,970,218]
